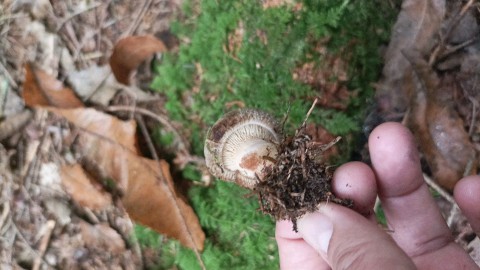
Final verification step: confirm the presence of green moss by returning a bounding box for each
[376,204,387,226]
[135,225,163,250]
[146,0,397,268]
[158,182,278,270]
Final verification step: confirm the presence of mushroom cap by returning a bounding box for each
[204,109,282,189]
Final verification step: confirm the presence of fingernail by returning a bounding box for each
[297,212,333,254]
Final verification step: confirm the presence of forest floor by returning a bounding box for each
[1,0,479,269]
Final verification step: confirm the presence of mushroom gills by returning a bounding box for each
[223,138,278,179]
[204,108,281,189]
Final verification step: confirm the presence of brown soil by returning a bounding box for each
[255,124,352,231]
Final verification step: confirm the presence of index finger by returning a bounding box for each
[369,122,477,269]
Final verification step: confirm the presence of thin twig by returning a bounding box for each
[32,220,55,270]
[72,29,102,62]
[440,36,480,60]
[468,95,479,136]
[0,202,10,232]
[447,204,461,229]
[83,72,112,102]
[429,0,476,65]
[423,173,463,229]
[373,196,381,214]
[22,110,51,190]
[136,115,159,161]
[0,110,33,141]
[122,0,153,37]
[106,105,191,159]
[0,61,17,88]
[56,2,103,31]
[301,98,319,128]
[280,104,291,135]
[10,221,53,269]
[0,13,27,22]
[423,173,456,204]
[135,114,206,270]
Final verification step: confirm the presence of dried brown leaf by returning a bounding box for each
[376,0,445,115]
[110,35,167,85]
[60,164,113,211]
[46,107,205,250]
[405,52,476,190]
[47,107,138,154]
[22,64,84,108]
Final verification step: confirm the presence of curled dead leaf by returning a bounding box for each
[110,35,167,85]
[375,0,445,117]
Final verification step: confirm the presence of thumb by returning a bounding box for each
[298,204,415,270]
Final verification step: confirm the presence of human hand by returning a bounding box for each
[276,122,480,269]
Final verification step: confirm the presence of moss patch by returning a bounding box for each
[147,0,397,268]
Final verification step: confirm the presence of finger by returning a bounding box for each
[369,122,477,268]
[276,220,330,270]
[332,161,377,217]
[275,161,379,269]
[298,204,416,269]
[454,176,480,233]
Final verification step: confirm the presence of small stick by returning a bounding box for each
[428,0,476,65]
[280,104,291,135]
[56,2,102,31]
[447,204,461,229]
[423,173,462,229]
[0,62,17,88]
[11,220,52,269]
[106,106,190,156]
[423,173,456,204]
[131,114,207,270]
[301,98,319,128]
[469,95,479,136]
[0,202,10,232]
[32,220,56,270]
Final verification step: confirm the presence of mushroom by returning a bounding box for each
[204,109,282,189]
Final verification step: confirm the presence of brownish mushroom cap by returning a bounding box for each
[204,109,282,189]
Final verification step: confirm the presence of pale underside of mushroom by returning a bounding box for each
[204,109,282,189]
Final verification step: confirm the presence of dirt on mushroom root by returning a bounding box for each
[254,124,353,231]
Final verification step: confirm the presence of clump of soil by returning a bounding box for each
[254,124,352,231]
